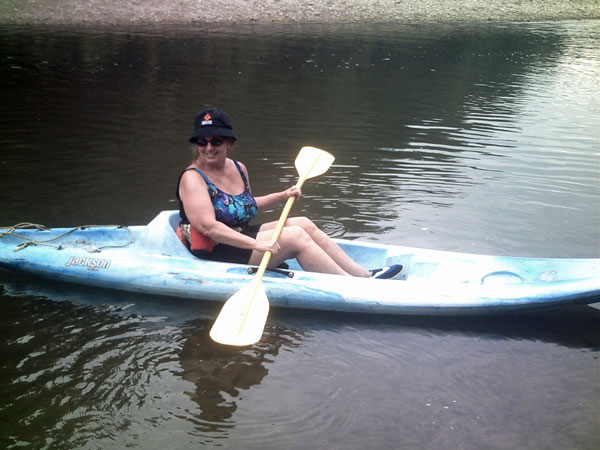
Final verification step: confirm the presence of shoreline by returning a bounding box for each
[0,0,598,26]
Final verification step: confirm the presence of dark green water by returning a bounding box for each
[0,21,598,449]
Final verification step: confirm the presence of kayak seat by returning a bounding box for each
[137,210,193,258]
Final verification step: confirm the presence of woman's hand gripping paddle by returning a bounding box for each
[209,146,335,346]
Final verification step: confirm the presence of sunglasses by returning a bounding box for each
[196,138,225,147]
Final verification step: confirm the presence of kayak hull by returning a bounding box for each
[1,211,598,315]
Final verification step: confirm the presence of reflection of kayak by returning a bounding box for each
[1,210,598,315]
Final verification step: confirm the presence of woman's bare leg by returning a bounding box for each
[291,217,370,277]
[248,225,354,275]
[252,218,370,277]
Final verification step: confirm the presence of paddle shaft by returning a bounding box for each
[252,182,300,279]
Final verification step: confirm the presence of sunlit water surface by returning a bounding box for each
[0,20,598,450]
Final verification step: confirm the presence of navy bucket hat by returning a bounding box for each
[189,107,237,143]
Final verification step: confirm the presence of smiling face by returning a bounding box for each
[193,136,233,165]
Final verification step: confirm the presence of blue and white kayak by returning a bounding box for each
[0,210,598,314]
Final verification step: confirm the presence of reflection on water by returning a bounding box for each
[179,319,302,433]
[0,285,305,448]
[0,20,598,450]
[272,303,600,350]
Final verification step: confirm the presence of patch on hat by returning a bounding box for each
[202,113,212,125]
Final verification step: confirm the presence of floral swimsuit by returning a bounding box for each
[176,160,260,263]
[177,160,258,230]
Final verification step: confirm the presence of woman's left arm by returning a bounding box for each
[255,186,301,210]
[239,161,301,210]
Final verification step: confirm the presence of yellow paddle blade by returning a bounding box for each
[209,283,270,346]
[295,146,335,180]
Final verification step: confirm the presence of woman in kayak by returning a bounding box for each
[176,107,402,279]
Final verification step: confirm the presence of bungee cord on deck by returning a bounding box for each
[0,223,135,253]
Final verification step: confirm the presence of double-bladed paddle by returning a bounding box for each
[209,146,335,346]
